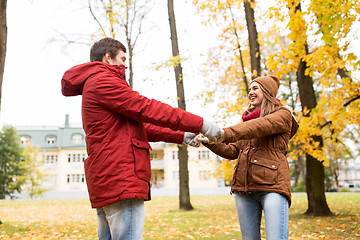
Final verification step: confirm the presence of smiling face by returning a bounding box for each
[249,81,264,108]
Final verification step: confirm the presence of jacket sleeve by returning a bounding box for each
[144,123,184,144]
[95,73,203,133]
[203,142,240,160]
[223,107,293,143]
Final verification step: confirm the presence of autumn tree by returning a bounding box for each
[167,0,193,210]
[267,0,359,216]
[267,0,332,215]
[0,126,26,199]
[295,2,331,216]
[0,0,7,111]
[88,0,153,88]
[20,143,46,199]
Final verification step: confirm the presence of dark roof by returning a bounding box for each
[17,116,86,150]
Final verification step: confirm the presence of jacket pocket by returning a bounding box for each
[250,158,279,185]
[131,138,152,182]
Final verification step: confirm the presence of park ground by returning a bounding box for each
[0,193,359,239]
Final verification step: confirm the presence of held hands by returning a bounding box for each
[195,134,209,146]
[183,133,209,147]
[200,120,225,143]
[183,120,225,147]
[183,132,199,147]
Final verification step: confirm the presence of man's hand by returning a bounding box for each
[200,120,225,143]
[183,132,200,147]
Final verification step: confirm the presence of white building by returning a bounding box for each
[338,159,360,190]
[17,115,222,193]
[150,142,220,189]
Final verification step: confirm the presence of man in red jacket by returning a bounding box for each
[61,37,223,240]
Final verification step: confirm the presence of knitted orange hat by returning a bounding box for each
[252,75,280,97]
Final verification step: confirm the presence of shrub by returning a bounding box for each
[291,181,306,192]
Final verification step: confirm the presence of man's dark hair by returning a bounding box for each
[90,38,127,62]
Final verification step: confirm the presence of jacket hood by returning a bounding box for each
[290,116,299,139]
[61,62,125,96]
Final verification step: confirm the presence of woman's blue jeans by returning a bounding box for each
[96,199,145,240]
[234,191,289,240]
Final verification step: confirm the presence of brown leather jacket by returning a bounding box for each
[204,107,299,205]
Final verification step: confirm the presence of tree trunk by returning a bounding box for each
[292,154,306,187]
[178,144,192,210]
[305,152,333,216]
[0,0,7,111]
[127,39,134,89]
[244,0,261,79]
[294,2,332,216]
[296,56,317,111]
[167,0,193,210]
[228,5,249,94]
[297,56,333,216]
[298,154,306,185]
[125,3,134,89]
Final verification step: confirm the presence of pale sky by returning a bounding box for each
[1,0,219,128]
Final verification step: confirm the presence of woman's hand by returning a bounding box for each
[195,134,210,145]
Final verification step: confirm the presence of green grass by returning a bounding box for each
[0,193,359,239]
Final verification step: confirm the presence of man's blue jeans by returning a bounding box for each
[96,199,145,240]
[234,191,289,240]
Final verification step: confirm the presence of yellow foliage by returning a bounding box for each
[266,0,360,166]
[154,55,185,71]
[194,0,360,166]
[214,159,236,183]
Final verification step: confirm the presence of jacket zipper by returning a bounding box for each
[245,143,252,192]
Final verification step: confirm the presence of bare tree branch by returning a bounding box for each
[228,4,249,94]
[344,95,360,107]
[89,0,107,36]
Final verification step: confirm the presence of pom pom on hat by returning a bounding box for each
[252,75,280,97]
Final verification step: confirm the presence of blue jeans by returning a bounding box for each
[96,199,145,240]
[234,192,289,240]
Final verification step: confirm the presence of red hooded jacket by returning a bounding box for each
[61,62,203,208]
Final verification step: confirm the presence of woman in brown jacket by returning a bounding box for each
[199,76,299,240]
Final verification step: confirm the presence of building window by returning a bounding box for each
[44,155,57,164]
[172,151,178,160]
[68,153,87,163]
[150,153,158,160]
[72,134,83,144]
[20,136,31,145]
[67,174,85,183]
[199,170,211,180]
[46,135,56,145]
[198,150,210,160]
